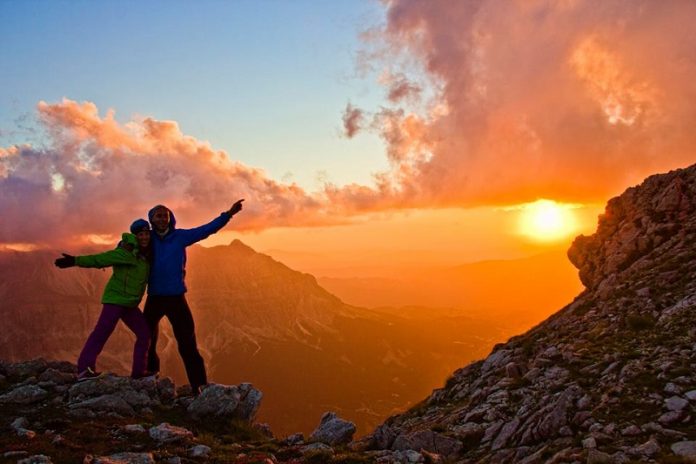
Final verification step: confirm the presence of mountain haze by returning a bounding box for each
[319,250,583,332]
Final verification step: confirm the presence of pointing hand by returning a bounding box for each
[228,199,245,217]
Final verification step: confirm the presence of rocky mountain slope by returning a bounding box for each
[361,164,696,463]
[0,241,509,436]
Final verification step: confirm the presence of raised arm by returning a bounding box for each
[180,199,244,246]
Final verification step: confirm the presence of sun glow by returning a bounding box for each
[517,200,579,242]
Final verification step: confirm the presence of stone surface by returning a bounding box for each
[188,445,211,458]
[301,442,335,458]
[69,394,135,416]
[84,453,156,464]
[123,424,146,433]
[392,430,462,457]
[148,423,193,443]
[672,441,696,462]
[309,412,356,446]
[17,455,53,464]
[186,383,261,422]
[0,385,48,404]
[665,395,689,411]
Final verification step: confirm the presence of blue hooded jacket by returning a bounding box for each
[147,205,231,295]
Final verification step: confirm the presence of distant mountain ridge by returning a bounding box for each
[0,240,509,436]
[362,164,696,462]
[319,249,583,331]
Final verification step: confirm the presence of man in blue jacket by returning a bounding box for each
[145,199,244,395]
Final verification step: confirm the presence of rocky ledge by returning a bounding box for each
[0,359,440,463]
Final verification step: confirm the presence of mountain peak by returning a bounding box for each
[569,164,696,290]
[225,238,257,254]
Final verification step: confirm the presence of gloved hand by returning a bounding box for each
[55,253,76,268]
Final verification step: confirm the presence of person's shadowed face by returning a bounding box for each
[151,207,170,233]
[136,230,151,248]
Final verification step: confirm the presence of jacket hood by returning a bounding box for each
[121,233,138,248]
[148,204,177,230]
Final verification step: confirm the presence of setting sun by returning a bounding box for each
[517,200,579,242]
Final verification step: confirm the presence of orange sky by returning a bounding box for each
[212,203,605,278]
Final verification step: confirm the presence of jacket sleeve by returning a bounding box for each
[179,213,232,246]
[75,248,136,268]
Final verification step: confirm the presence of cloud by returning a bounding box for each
[0,99,334,248]
[380,72,421,103]
[341,103,364,138]
[350,0,696,205]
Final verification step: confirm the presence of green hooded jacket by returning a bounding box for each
[75,233,150,307]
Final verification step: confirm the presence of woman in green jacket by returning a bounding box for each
[55,219,153,380]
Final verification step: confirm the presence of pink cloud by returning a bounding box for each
[342,103,364,138]
[0,99,331,248]
[350,0,696,205]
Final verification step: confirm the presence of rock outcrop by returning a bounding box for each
[363,164,696,462]
[309,411,357,445]
[0,360,271,462]
[0,359,421,462]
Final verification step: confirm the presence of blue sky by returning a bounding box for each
[0,0,388,189]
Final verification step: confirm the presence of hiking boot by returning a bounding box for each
[77,367,103,382]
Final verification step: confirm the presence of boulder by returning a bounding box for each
[282,432,305,446]
[5,359,49,380]
[309,412,356,446]
[186,383,261,422]
[672,441,696,462]
[392,430,462,457]
[0,385,48,404]
[148,423,193,443]
[38,368,75,385]
[188,445,211,458]
[665,396,689,412]
[68,394,135,416]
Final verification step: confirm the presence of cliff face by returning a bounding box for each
[568,167,694,291]
[366,164,696,463]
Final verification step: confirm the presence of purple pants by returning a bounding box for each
[77,303,151,377]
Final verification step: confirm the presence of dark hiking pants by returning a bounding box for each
[144,295,207,392]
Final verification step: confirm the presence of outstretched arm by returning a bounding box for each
[181,199,245,246]
[58,248,136,269]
